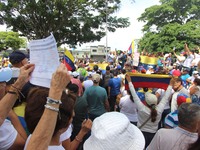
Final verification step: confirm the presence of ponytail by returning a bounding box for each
[127,90,134,102]
[150,104,157,122]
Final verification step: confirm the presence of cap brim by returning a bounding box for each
[84,124,145,150]
[0,68,12,82]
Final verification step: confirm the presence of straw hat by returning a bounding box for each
[84,112,145,150]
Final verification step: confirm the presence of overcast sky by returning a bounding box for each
[0,0,160,50]
[79,0,160,50]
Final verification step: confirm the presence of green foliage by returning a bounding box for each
[0,0,130,47]
[138,0,200,53]
[2,51,9,57]
[0,31,26,50]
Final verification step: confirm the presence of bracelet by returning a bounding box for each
[46,97,62,105]
[11,85,22,91]
[7,91,18,95]
[75,136,83,143]
[11,85,25,98]
[44,104,59,112]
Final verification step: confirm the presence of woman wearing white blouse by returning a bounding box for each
[125,74,175,148]
[119,89,138,125]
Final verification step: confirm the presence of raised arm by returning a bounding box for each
[157,77,175,111]
[26,64,71,150]
[184,43,191,54]
[126,74,145,110]
[0,64,35,126]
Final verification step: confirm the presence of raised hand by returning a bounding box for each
[81,119,92,134]
[125,74,131,83]
[15,64,35,89]
[51,64,70,90]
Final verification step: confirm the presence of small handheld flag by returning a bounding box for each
[63,49,76,71]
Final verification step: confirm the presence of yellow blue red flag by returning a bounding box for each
[63,49,75,71]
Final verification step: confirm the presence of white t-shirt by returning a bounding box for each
[156,89,172,110]
[25,135,65,150]
[0,119,17,150]
[171,87,189,112]
[59,124,72,143]
[24,125,72,150]
[183,54,194,68]
[119,95,138,122]
[192,53,200,66]
[147,127,198,150]
[176,55,185,65]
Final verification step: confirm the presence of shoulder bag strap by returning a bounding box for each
[138,116,151,129]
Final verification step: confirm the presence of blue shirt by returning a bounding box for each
[164,110,178,128]
[108,77,121,96]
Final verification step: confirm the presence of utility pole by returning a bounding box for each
[105,0,108,62]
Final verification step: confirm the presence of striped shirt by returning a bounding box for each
[164,110,178,128]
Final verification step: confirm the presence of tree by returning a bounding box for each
[0,31,26,50]
[0,0,131,47]
[138,0,200,52]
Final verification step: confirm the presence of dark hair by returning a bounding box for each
[143,87,148,92]
[194,78,200,86]
[106,66,110,71]
[188,136,200,150]
[150,105,157,122]
[93,65,99,71]
[176,77,182,84]
[127,90,134,102]
[25,87,76,136]
[178,103,200,130]
[121,69,126,74]
[68,83,79,94]
[113,70,118,76]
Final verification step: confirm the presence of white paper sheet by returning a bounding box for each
[29,34,60,88]
[132,52,140,67]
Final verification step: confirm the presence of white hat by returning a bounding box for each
[145,92,158,106]
[148,66,153,69]
[0,67,12,82]
[84,112,145,150]
[193,71,199,75]
[68,71,72,76]
[72,71,79,77]
[88,71,93,77]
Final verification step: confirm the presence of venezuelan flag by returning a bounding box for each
[128,40,134,55]
[139,56,159,70]
[64,49,76,71]
[125,73,171,90]
[88,63,108,74]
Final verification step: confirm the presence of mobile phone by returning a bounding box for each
[85,114,89,119]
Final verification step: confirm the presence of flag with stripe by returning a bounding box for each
[125,73,171,90]
[88,63,109,74]
[63,49,75,71]
[128,40,134,55]
[139,56,159,70]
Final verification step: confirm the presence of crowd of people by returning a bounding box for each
[0,43,200,150]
